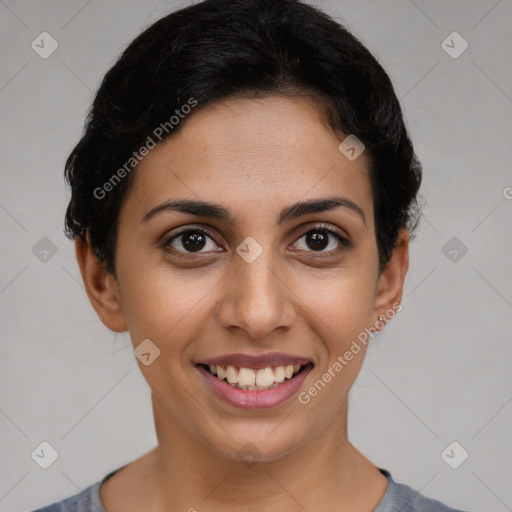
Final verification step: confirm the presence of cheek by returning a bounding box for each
[298,275,374,413]
[117,264,220,354]
[301,265,377,343]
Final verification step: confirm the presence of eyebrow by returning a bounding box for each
[142,196,366,227]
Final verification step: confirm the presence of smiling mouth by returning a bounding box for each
[197,363,314,391]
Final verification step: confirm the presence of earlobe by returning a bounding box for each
[74,232,128,333]
[373,227,409,324]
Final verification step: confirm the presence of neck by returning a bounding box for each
[143,391,387,512]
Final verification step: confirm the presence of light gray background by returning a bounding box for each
[1,1,511,511]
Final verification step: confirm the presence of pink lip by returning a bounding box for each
[198,352,312,369]
[196,363,314,410]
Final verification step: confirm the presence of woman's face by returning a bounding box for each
[84,95,407,462]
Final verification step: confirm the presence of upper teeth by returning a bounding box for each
[207,364,302,390]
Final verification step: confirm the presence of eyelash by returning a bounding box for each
[160,223,352,258]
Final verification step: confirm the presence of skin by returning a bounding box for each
[76,94,409,512]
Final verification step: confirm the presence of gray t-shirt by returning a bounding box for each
[30,467,468,511]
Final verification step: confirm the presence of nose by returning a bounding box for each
[216,249,296,341]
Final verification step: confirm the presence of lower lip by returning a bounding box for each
[197,365,313,410]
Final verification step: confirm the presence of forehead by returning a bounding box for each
[120,95,373,226]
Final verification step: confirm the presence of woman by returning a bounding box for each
[33,0,468,510]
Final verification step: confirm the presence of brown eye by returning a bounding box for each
[180,231,208,252]
[293,224,351,254]
[305,231,329,251]
[163,228,222,255]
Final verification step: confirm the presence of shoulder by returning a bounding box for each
[375,469,470,512]
[29,466,126,512]
[29,481,104,512]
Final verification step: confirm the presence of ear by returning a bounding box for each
[373,227,409,325]
[75,231,128,333]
